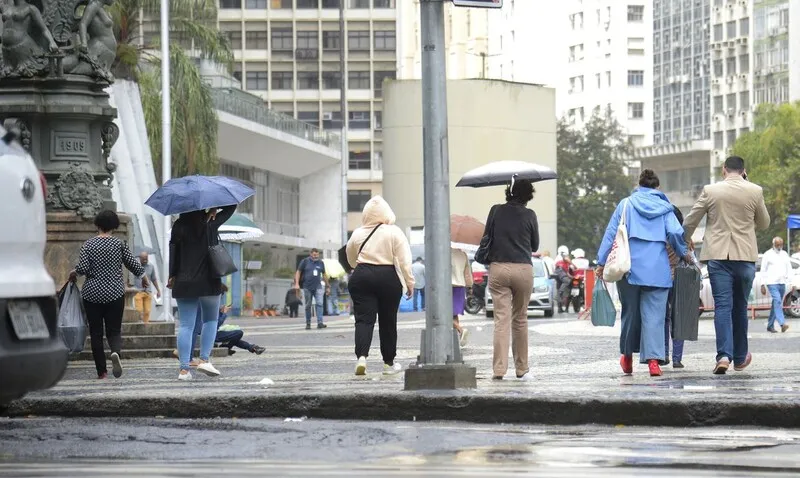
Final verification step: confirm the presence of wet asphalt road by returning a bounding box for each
[1,417,799,477]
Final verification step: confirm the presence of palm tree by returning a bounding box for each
[109,0,233,181]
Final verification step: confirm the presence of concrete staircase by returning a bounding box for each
[70,297,227,361]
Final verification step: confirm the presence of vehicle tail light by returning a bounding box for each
[39,171,47,198]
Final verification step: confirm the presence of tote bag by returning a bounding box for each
[207,226,238,278]
[590,280,617,327]
[603,199,631,282]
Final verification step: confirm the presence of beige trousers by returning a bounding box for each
[488,262,533,377]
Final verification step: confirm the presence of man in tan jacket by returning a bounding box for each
[683,156,770,375]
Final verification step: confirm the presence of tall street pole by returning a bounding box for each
[404,0,476,390]
[339,0,349,245]
[159,0,173,321]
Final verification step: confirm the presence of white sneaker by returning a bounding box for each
[178,370,192,381]
[459,328,470,347]
[110,352,123,378]
[517,372,534,381]
[196,361,221,377]
[383,363,402,375]
[355,356,367,376]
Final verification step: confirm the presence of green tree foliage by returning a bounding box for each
[557,112,634,256]
[109,0,233,181]
[731,101,800,250]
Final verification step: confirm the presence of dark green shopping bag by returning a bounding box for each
[591,280,617,327]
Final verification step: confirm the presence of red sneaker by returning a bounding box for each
[620,355,633,374]
[648,360,662,377]
[97,372,108,380]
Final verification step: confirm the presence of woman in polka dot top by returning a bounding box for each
[69,210,146,379]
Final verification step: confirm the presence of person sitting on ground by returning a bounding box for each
[174,301,266,364]
[285,288,301,318]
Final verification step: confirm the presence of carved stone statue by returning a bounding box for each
[0,0,59,77]
[62,0,116,82]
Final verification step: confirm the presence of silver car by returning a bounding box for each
[485,257,556,318]
[699,255,800,318]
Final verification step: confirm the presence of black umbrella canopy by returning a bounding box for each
[456,161,558,188]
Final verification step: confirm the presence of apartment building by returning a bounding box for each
[557,1,653,146]
[398,0,490,80]
[214,0,398,234]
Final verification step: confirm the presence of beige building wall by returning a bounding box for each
[398,0,489,80]
[346,181,383,234]
[382,79,558,255]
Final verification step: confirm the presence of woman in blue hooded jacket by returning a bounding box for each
[596,169,690,377]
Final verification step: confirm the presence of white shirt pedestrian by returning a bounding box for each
[761,247,793,286]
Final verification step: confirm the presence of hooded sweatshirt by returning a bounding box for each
[346,196,414,291]
[597,187,688,288]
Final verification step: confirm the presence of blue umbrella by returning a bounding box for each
[145,175,255,216]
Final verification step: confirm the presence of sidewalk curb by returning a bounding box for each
[7,393,800,428]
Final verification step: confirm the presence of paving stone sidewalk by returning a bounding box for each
[8,313,800,428]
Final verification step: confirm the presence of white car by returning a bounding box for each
[0,127,67,407]
[699,255,800,317]
[485,257,556,318]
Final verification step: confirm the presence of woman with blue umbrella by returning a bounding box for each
[146,175,254,381]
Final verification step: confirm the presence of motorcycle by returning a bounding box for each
[567,276,585,313]
[465,281,486,315]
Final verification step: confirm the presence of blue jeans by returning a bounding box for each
[176,296,220,371]
[413,288,425,311]
[327,279,340,316]
[304,287,325,325]
[618,276,669,363]
[707,260,755,364]
[767,283,787,330]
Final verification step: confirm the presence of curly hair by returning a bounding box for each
[505,178,535,204]
[94,210,120,233]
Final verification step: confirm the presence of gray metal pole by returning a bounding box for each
[158,0,173,322]
[339,0,349,245]
[420,0,453,365]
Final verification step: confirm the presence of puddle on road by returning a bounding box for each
[619,381,796,393]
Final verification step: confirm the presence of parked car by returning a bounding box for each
[485,257,556,318]
[699,255,800,317]
[0,127,67,408]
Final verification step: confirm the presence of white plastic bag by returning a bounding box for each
[57,283,87,353]
[603,200,631,282]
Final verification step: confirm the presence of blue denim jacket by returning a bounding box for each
[597,188,688,288]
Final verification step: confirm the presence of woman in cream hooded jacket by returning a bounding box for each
[346,196,414,376]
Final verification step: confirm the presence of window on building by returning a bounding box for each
[714,131,723,149]
[606,71,611,86]
[739,54,749,73]
[713,59,723,77]
[374,31,396,51]
[296,31,318,50]
[271,71,293,90]
[348,71,370,89]
[374,111,382,130]
[628,102,644,119]
[246,0,266,8]
[271,0,292,6]
[225,30,242,49]
[348,190,372,212]
[349,151,371,170]
[349,111,370,130]
[322,71,341,89]
[726,20,736,39]
[374,71,395,97]
[726,93,736,111]
[349,0,369,7]
[271,29,293,51]
[246,71,267,90]
[297,111,320,127]
[726,129,736,147]
[348,31,370,51]
[740,91,750,111]
[220,0,241,8]
[740,17,750,36]
[323,31,340,50]
[322,0,340,7]
[373,0,395,7]
[713,23,723,42]
[297,71,319,89]
[596,73,601,89]
[246,31,268,49]
[627,5,644,22]
[739,127,750,136]
[322,111,342,129]
[627,70,644,87]
[297,0,319,8]
[726,56,736,75]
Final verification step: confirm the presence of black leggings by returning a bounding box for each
[84,297,125,375]
[349,264,403,365]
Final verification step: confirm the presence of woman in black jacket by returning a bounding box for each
[169,205,236,381]
[482,179,539,381]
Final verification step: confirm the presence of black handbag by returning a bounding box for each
[474,206,497,266]
[338,224,381,273]
[671,261,702,341]
[207,225,238,278]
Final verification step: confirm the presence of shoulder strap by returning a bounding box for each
[486,205,498,235]
[619,199,629,227]
[359,224,381,254]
